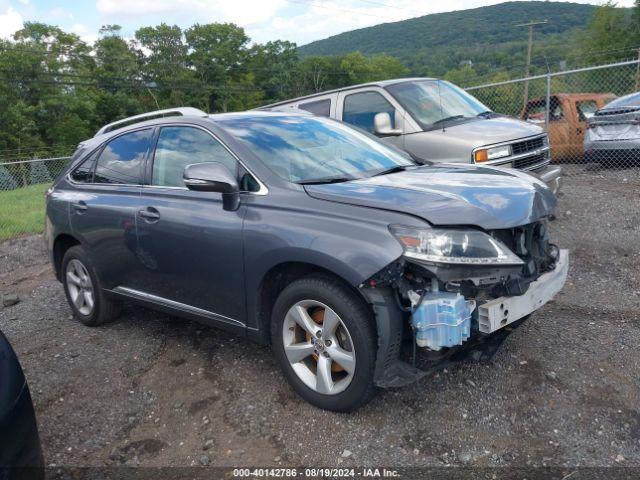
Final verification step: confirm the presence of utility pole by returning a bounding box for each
[516,20,548,109]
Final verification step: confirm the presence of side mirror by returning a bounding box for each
[183,162,240,211]
[373,112,402,136]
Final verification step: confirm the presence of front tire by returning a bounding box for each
[271,274,377,412]
[62,245,122,327]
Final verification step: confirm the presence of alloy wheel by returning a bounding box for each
[282,300,356,395]
[66,259,95,316]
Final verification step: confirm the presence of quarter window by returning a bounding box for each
[342,91,395,133]
[152,126,237,188]
[94,129,152,184]
[70,149,99,183]
[298,99,331,117]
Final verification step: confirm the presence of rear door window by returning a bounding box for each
[151,126,237,188]
[94,129,152,185]
[342,91,395,133]
[298,99,331,117]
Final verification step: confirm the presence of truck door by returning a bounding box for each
[574,99,599,158]
[336,88,408,150]
[524,96,570,161]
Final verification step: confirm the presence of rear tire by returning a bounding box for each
[271,274,377,412]
[62,246,122,327]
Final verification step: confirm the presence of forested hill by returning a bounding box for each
[298,1,600,75]
[299,1,596,57]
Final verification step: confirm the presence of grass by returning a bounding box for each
[0,183,50,241]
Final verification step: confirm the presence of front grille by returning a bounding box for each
[511,136,545,155]
[513,152,548,170]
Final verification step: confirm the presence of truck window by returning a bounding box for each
[525,97,563,124]
[342,91,395,133]
[298,99,331,117]
[576,100,597,122]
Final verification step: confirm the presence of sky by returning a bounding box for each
[0,0,635,47]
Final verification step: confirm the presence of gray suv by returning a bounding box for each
[45,108,568,411]
[262,78,562,194]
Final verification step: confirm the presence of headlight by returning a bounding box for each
[390,225,524,266]
[474,145,512,163]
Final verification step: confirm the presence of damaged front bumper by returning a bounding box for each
[362,249,569,389]
[478,249,568,333]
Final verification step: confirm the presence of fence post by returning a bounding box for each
[545,72,551,133]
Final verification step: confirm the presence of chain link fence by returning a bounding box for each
[466,59,640,175]
[0,156,70,241]
[2,59,639,241]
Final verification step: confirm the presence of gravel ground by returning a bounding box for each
[0,169,639,470]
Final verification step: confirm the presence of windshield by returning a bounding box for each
[386,80,491,129]
[219,115,415,183]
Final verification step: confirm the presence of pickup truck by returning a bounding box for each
[522,93,615,162]
[261,78,562,194]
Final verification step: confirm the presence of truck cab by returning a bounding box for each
[522,93,616,161]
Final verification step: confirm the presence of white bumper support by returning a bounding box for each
[477,249,569,334]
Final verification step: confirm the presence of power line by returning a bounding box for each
[0,45,354,76]
[0,77,265,92]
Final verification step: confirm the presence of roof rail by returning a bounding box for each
[94,107,207,137]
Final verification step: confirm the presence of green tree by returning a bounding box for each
[578,2,633,64]
[444,64,478,88]
[135,24,194,107]
[248,40,298,102]
[185,23,252,111]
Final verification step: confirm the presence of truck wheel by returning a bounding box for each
[271,274,377,411]
[62,246,122,327]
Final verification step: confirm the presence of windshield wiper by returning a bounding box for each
[371,165,409,177]
[432,115,465,125]
[477,110,495,118]
[297,176,353,185]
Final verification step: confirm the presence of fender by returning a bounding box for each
[242,198,420,331]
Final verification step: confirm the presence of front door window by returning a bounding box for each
[342,91,395,133]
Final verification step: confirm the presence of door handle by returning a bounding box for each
[71,201,87,214]
[138,208,160,222]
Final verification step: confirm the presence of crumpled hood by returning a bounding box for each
[304,165,556,230]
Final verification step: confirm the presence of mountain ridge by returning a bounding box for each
[297,1,611,76]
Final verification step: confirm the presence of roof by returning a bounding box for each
[92,108,310,140]
[258,77,436,109]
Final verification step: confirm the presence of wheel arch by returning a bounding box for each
[250,260,372,345]
[52,233,81,281]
